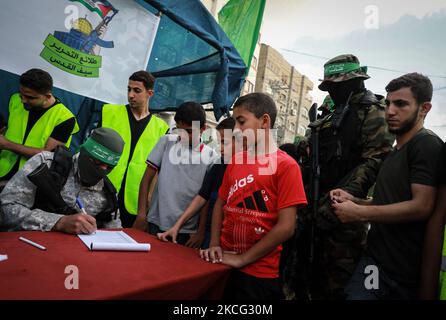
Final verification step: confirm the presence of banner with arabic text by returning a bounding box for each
[0,0,159,104]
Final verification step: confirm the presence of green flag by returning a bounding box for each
[218,0,266,70]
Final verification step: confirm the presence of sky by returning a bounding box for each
[259,0,446,139]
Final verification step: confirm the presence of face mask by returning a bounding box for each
[78,149,107,187]
[327,79,364,106]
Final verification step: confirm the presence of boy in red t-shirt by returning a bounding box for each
[200,93,307,300]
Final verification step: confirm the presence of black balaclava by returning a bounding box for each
[78,127,124,187]
[327,78,365,106]
[78,149,109,187]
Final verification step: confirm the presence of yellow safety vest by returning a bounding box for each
[102,104,168,215]
[440,228,446,299]
[0,93,79,178]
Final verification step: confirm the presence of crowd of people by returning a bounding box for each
[0,53,445,300]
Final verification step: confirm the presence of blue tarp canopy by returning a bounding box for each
[0,0,246,150]
[143,0,246,118]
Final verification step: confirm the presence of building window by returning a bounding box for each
[245,80,254,93]
[281,74,288,85]
[301,107,309,120]
[267,61,274,71]
[251,56,258,70]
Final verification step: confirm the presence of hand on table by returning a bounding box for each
[200,246,222,263]
[157,227,179,243]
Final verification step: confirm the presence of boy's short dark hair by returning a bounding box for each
[129,70,155,90]
[216,117,235,130]
[19,69,53,95]
[174,101,206,128]
[385,73,433,105]
[233,93,277,128]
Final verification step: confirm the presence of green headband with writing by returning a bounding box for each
[324,62,366,76]
[81,138,121,166]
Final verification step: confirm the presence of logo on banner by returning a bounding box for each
[40,0,119,78]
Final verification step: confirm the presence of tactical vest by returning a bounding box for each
[315,90,381,192]
[439,228,446,299]
[102,104,168,215]
[0,93,79,178]
[27,146,118,228]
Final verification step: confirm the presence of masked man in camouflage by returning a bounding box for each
[292,54,394,300]
[0,127,124,234]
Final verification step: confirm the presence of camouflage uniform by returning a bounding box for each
[0,151,121,231]
[289,55,394,300]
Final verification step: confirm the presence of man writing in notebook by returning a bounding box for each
[0,128,124,234]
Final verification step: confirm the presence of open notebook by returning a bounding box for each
[78,230,151,252]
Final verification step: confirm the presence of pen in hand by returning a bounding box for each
[76,196,96,234]
[76,196,87,215]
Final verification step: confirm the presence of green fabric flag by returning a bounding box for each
[218,0,266,70]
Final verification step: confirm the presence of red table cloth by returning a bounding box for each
[0,228,231,300]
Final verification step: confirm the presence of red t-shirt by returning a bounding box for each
[218,149,307,278]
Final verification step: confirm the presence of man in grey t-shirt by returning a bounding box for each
[133,102,218,245]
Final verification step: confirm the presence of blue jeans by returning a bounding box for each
[345,255,418,300]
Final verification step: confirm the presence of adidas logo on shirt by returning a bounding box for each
[228,174,254,199]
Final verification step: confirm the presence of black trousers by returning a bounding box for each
[223,269,284,300]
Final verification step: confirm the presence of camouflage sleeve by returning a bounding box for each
[341,103,394,198]
[0,152,64,231]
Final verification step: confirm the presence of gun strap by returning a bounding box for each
[50,145,73,188]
